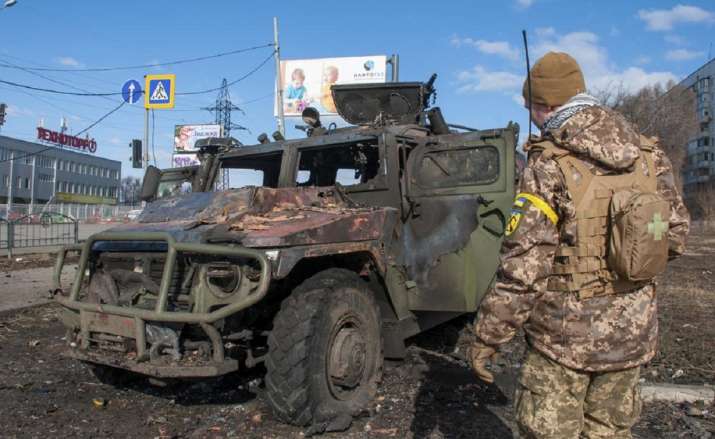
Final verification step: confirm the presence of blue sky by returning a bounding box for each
[1,0,713,178]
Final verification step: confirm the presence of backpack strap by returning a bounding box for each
[526,139,571,161]
[555,155,594,209]
[634,135,658,192]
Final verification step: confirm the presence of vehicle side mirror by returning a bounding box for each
[140,166,161,202]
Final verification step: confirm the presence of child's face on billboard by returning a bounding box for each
[326,68,338,83]
[292,74,304,88]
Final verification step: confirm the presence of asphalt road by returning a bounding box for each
[0,264,76,312]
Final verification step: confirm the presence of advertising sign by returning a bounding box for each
[172,153,200,168]
[174,124,222,152]
[277,55,387,116]
[37,127,97,153]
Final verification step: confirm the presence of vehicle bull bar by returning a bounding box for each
[53,232,271,368]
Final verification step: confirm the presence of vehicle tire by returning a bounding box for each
[87,363,137,386]
[265,268,383,427]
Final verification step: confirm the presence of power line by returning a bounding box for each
[0,78,125,96]
[0,43,274,73]
[177,50,276,95]
[0,50,276,98]
[0,101,126,164]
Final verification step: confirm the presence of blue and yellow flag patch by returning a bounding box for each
[505,197,527,236]
[505,193,559,237]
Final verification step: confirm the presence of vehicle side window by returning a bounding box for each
[221,152,282,188]
[296,141,381,188]
[416,146,499,188]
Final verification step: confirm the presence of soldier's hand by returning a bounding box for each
[468,342,497,384]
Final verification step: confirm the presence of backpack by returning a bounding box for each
[536,136,670,298]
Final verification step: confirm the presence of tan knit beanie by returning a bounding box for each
[522,52,586,107]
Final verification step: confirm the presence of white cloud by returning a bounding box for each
[635,55,651,65]
[452,29,678,99]
[535,27,555,38]
[56,57,81,67]
[512,94,525,106]
[451,36,520,61]
[664,34,686,45]
[516,0,534,8]
[606,67,678,92]
[637,4,715,31]
[665,48,705,61]
[532,30,677,93]
[109,137,122,145]
[456,66,522,93]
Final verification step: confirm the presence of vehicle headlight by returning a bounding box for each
[203,263,242,297]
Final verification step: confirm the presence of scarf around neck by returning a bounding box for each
[543,93,601,130]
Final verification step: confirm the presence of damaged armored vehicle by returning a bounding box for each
[53,77,517,428]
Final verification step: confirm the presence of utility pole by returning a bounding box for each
[143,108,149,170]
[389,54,400,82]
[274,17,285,137]
[6,150,14,217]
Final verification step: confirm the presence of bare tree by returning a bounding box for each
[120,176,142,206]
[692,184,715,228]
[594,80,698,191]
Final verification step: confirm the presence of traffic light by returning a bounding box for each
[130,139,142,169]
[0,103,6,126]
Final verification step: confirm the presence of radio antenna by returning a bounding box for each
[522,30,533,139]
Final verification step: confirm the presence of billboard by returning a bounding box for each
[174,124,222,152]
[277,55,387,117]
[172,153,200,168]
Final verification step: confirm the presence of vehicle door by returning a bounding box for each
[402,128,516,312]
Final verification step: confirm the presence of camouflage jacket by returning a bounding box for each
[474,105,690,372]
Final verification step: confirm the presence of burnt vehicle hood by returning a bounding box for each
[107,187,398,248]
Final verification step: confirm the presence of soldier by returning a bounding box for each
[469,52,690,438]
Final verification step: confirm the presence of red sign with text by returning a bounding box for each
[36,127,97,153]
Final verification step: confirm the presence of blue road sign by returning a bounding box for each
[145,74,175,109]
[121,79,142,104]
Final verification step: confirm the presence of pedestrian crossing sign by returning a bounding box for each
[145,74,175,109]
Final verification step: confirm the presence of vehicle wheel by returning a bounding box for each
[265,268,383,427]
[87,363,137,386]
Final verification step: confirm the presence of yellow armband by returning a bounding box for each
[515,193,559,225]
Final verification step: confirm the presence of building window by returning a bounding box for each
[16,176,22,188]
[37,156,54,168]
[23,177,30,189]
[2,175,8,187]
[24,155,33,165]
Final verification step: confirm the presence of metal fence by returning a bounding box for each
[0,217,8,251]
[4,203,138,223]
[0,212,78,257]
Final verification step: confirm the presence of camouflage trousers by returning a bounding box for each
[514,349,641,439]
